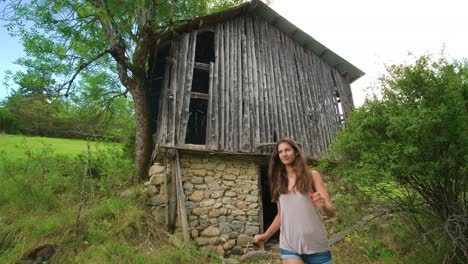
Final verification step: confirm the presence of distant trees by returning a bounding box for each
[0,92,135,141]
[1,67,135,140]
[329,56,467,263]
[2,0,245,181]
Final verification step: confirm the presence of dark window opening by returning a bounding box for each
[333,90,344,124]
[195,31,215,63]
[191,69,210,94]
[185,98,208,145]
[259,164,279,240]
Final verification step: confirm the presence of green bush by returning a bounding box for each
[330,56,467,263]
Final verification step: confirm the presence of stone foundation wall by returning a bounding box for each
[144,152,262,256]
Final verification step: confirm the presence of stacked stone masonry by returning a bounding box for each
[145,153,261,256]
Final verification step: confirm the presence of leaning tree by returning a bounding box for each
[2,0,244,181]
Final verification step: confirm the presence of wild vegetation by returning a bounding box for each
[325,56,467,263]
[0,136,225,263]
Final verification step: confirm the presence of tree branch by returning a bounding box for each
[62,49,112,96]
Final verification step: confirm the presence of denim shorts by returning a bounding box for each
[280,248,332,264]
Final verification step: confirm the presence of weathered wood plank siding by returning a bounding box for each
[156,15,354,159]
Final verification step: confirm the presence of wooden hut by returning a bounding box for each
[145,0,364,255]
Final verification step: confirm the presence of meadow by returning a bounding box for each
[0,134,106,160]
[0,135,439,263]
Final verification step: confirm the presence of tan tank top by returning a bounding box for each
[279,192,330,254]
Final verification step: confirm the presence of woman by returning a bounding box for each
[254,138,335,264]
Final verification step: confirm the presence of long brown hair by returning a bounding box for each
[268,138,314,202]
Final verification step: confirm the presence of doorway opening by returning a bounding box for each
[259,164,279,241]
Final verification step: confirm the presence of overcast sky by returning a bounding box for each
[1,0,467,106]
[270,0,468,106]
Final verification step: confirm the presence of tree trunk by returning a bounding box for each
[132,79,152,182]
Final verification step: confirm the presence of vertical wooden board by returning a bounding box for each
[263,20,278,143]
[285,38,306,153]
[323,63,338,148]
[168,41,180,146]
[219,23,225,150]
[300,51,318,157]
[284,36,300,142]
[175,151,190,248]
[317,60,334,156]
[307,53,325,155]
[231,19,240,152]
[212,24,221,150]
[291,43,310,156]
[278,32,296,140]
[179,31,197,145]
[224,20,232,151]
[249,18,260,147]
[228,19,235,151]
[264,23,279,139]
[279,33,295,139]
[156,57,172,147]
[168,156,177,231]
[253,16,266,145]
[294,45,315,157]
[206,62,214,149]
[270,27,287,139]
[314,58,329,154]
[236,17,243,151]
[240,19,251,151]
[175,34,190,145]
[246,17,255,150]
[256,17,271,144]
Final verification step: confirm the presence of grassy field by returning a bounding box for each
[0,134,108,160]
[0,135,438,263]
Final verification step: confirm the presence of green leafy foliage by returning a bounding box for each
[329,56,467,263]
[2,0,248,180]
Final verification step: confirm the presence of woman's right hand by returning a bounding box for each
[253,233,267,244]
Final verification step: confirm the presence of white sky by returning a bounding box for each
[270,0,468,106]
[1,0,467,106]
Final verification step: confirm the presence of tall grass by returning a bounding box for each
[0,136,223,263]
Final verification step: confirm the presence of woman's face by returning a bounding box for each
[278,142,296,166]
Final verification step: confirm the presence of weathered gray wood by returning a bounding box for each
[178,31,197,145]
[263,20,278,143]
[253,16,266,145]
[194,62,210,71]
[294,44,314,157]
[174,34,190,145]
[288,39,308,155]
[233,18,240,151]
[270,25,286,139]
[219,23,225,150]
[212,24,221,150]
[168,155,177,232]
[240,17,251,151]
[307,53,325,154]
[162,157,170,231]
[175,151,190,248]
[168,41,180,146]
[246,17,258,148]
[237,18,244,151]
[155,56,173,150]
[248,17,261,147]
[224,20,232,151]
[277,32,293,139]
[206,62,214,148]
[299,50,317,157]
[190,92,209,100]
[318,60,333,156]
